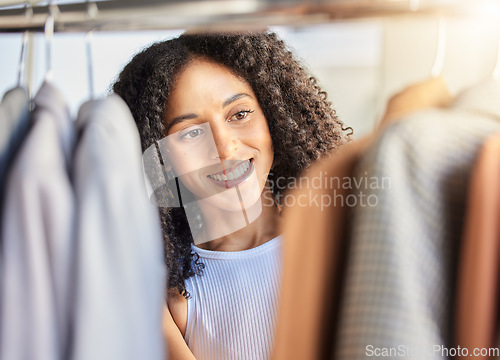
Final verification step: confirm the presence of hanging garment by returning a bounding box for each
[0,86,30,207]
[0,81,76,360]
[454,80,500,360]
[335,83,500,360]
[70,94,166,360]
[272,136,373,360]
[455,132,500,360]
[184,235,282,360]
[0,86,30,294]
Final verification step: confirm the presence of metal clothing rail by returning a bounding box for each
[0,0,491,33]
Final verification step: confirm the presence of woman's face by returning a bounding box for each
[162,58,274,213]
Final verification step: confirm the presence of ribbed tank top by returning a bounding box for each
[184,235,282,360]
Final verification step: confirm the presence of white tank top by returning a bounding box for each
[184,235,282,360]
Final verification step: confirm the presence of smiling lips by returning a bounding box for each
[207,159,253,188]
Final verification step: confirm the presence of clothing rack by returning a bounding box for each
[0,0,489,33]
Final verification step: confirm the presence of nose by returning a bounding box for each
[209,123,238,160]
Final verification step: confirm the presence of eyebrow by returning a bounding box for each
[222,93,252,108]
[166,113,198,133]
[166,92,253,133]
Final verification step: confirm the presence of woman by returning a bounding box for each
[113,31,352,360]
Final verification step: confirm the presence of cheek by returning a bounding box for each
[246,117,273,151]
[167,151,189,176]
[246,126,274,172]
[167,147,208,177]
[256,127,274,162]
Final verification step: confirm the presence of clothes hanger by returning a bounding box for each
[431,16,447,78]
[85,2,98,99]
[379,11,452,128]
[17,3,32,90]
[85,31,95,99]
[44,12,54,83]
[17,31,28,88]
[492,23,500,80]
[44,3,59,83]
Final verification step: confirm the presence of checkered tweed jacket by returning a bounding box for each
[335,80,500,360]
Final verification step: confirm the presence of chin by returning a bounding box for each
[204,182,262,213]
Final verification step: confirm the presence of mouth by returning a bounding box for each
[206,159,254,188]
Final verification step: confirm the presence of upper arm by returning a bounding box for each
[163,290,195,360]
[167,288,188,337]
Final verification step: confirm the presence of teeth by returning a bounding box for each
[226,171,236,181]
[209,160,250,181]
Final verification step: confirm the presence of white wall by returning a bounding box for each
[381,15,499,109]
[275,22,383,137]
[0,30,183,113]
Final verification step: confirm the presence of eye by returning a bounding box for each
[229,109,254,122]
[180,128,205,140]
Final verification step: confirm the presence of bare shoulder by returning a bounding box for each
[166,288,188,337]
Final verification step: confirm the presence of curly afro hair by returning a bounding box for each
[113,30,353,297]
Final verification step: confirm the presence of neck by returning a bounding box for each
[194,188,281,252]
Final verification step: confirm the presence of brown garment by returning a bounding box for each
[271,136,373,360]
[456,133,500,359]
